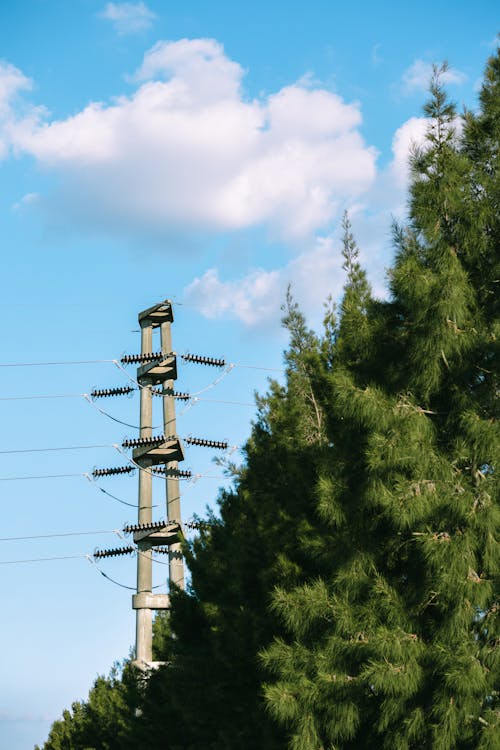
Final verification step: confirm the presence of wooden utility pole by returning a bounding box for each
[132,301,184,669]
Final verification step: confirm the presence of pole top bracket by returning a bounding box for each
[134,521,181,545]
[137,354,177,384]
[138,300,174,327]
[133,436,185,465]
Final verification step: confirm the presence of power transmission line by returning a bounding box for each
[0,356,284,373]
[0,359,116,367]
[0,472,85,481]
[0,529,121,542]
[0,391,254,408]
[0,554,88,564]
[0,444,111,455]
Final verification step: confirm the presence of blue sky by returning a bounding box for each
[0,2,497,747]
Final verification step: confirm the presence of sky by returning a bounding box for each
[0,1,498,747]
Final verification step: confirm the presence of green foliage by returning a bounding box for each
[263,50,500,750]
[37,663,139,750]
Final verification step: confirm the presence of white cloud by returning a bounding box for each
[389,116,427,186]
[99,2,156,35]
[184,235,345,326]
[1,38,377,241]
[1,40,430,328]
[12,191,40,212]
[401,59,467,94]
[184,108,432,326]
[184,267,281,326]
[0,61,32,158]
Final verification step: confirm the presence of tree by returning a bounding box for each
[131,292,329,750]
[36,663,140,750]
[262,55,499,750]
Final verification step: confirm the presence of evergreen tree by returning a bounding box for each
[36,663,140,750]
[262,55,499,750]
[38,295,326,750]
[130,294,328,750]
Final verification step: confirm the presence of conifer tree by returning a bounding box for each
[38,295,326,750]
[262,54,499,750]
[129,293,328,750]
[36,664,139,750]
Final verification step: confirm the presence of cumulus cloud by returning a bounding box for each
[184,112,429,326]
[184,267,281,326]
[401,59,467,94]
[99,2,157,35]
[184,234,346,326]
[0,61,33,158]
[0,39,428,327]
[1,38,377,241]
[388,116,427,186]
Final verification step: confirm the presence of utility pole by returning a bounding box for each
[160,318,184,590]
[131,301,184,669]
[92,299,229,670]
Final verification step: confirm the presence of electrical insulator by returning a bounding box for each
[184,520,210,530]
[94,545,135,559]
[152,387,191,401]
[181,353,226,367]
[152,466,192,479]
[184,436,229,450]
[120,352,167,365]
[122,434,175,449]
[92,465,135,477]
[90,386,135,398]
[123,520,176,534]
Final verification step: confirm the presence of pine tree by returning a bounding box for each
[130,294,329,750]
[36,663,140,750]
[38,294,327,750]
[262,54,499,750]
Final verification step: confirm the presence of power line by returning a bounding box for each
[0,356,284,373]
[0,393,83,401]
[0,472,85,481]
[192,397,254,407]
[0,438,237,457]
[0,552,167,593]
[0,529,121,542]
[82,395,151,430]
[233,362,285,373]
[1,516,207,543]
[0,466,225,482]
[0,359,116,367]
[87,555,166,591]
[0,444,111,455]
[84,473,157,510]
[0,391,255,407]
[0,554,87,564]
